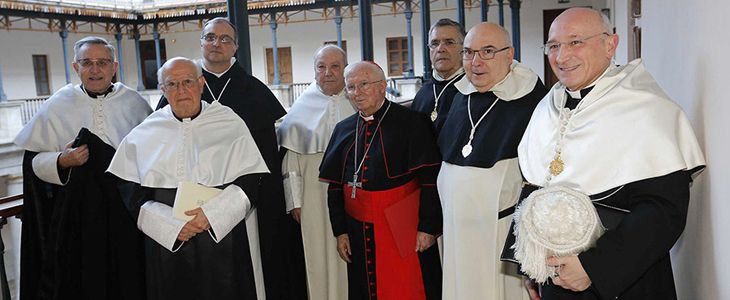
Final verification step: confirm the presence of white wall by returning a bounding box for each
[642,1,729,299]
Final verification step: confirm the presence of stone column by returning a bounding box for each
[269,13,280,85]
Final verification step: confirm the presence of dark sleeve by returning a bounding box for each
[578,170,691,299]
[327,182,347,237]
[155,95,169,110]
[415,165,442,235]
[116,179,155,221]
[409,112,443,235]
[227,173,263,208]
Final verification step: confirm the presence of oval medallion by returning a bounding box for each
[461,144,473,158]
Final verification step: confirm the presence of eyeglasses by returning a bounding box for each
[543,32,609,55]
[345,80,383,93]
[161,78,198,91]
[461,46,510,60]
[201,33,236,45]
[428,39,462,49]
[76,58,113,68]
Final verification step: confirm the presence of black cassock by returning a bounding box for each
[410,72,465,136]
[20,129,145,300]
[156,62,306,299]
[117,175,261,300]
[320,101,443,299]
[503,170,697,300]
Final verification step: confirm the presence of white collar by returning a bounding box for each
[454,60,538,100]
[316,84,346,97]
[518,59,705,195]
[432,67,465,82]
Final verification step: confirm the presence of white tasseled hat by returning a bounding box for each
[512,186,605,283]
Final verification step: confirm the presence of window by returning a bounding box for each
[32,55,51,96]
[324,40,347,53]
[265,47,293,84]
[386,37,409,76]
[140,39,167,89]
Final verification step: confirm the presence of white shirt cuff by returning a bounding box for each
[31,151,64,185]
[200,184,250,243]
[282,172,303,212]
[138,201,186,252]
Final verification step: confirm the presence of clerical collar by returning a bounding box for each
[202,57,237,78]
[432,67,465,82]
[81,84,114,99]
[359,100,387,121]
[565,87,594,110]
[172,105,202,122]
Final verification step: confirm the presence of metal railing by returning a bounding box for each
[13,97,48,125]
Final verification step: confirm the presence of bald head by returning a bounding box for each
[462,22,514,92]
[344,61,386,81]
[547,7,618,91]
[314,45,348,95]
[466,22,512,47]
[159,57,206,119]
[344,61,387,116]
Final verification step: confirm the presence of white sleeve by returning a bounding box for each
[31,151,65,185]
[138,201,187,252]
[200,184,251,243]
[282,151,304,212]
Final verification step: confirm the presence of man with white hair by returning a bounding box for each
[154,17,296,299]
[320,61,442,299]
[437,22,547,300]
[505,8,705,300]
[277,44,353,299]
[108,57,269,300]
[14,36,150,300]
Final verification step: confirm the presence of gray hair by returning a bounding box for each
[599,10,613,33]
[313,44,348,66]
[202,17,238,45]
[429,18,466,41]
[496,24,512,47]
[73,36,115,61]
[157,57,203,86]
[344,61,385,81]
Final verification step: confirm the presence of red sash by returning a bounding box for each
[344,180,425,300]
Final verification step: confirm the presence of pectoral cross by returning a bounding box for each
[348,174,363,199]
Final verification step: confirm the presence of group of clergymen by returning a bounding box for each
[13,7,706,300]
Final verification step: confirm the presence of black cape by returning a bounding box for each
[410,72,465,135]
[116,175,261,300]
[319,101,443,299]
[438,80,546,169]
[20,128,145,300]
[156,62,306,299]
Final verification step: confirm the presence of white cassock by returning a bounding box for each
[277,82,355,300]
[14,82,151,184]
[438,61,545,300]
[107,101,270,299]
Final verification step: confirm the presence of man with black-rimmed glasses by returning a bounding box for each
[437,22,547,300]
[411,18,466,135]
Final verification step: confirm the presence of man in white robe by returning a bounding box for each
[277,45,353,300]
[14,36,151,300]
[107,57,269,300]
[506,8,705,300]
[436,22,547,300]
